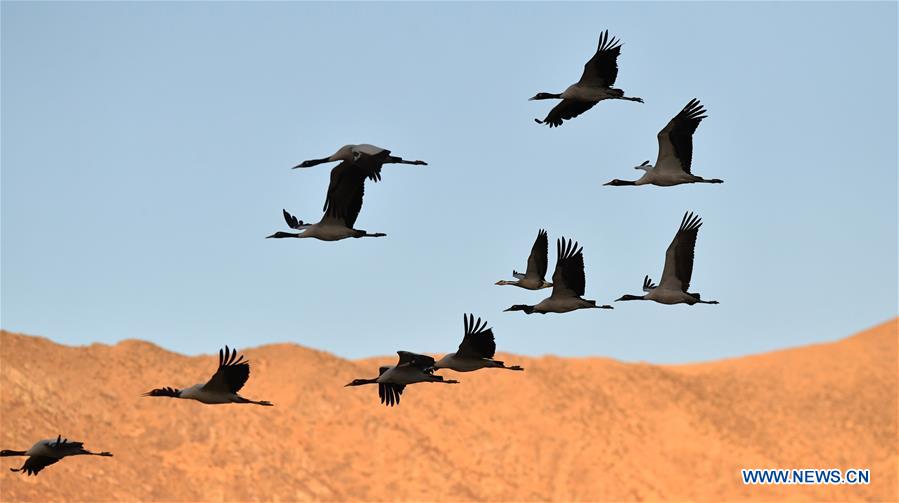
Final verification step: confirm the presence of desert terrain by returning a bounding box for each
[0,319,896,502]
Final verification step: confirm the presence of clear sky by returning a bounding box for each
[2,2,896,363]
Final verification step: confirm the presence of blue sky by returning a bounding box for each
[2,2,896,363]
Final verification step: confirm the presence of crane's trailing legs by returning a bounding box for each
[385,155,427,166]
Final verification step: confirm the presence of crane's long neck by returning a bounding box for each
[266,231,311,239]
[616,294,646,301]
[294,147,355,169]
[0,450,27,457]
[604,179,636,186]
[345,378,379,387]
[495,280,518,286]
[292,157,331,169]
[504,304,535,314]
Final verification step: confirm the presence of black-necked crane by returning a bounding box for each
[604,99,723,187]
[616,212,719,306]
[495,229,553,290]
[433,314,524,372]
[531,30,643,128]
[2,435,112,476]
[505,237,613,314]
[143,346,273,406]
[267,160,386,241]
[293,144,427,182]
[345,351,459,407]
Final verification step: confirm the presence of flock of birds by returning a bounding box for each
[4,30,721,477]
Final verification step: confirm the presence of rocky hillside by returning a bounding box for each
[1,320,895,501]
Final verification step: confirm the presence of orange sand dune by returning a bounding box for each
[1,320,896,502]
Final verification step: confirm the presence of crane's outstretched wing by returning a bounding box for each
[659,212,702,292]
[352,149,391,183]
[379,382,405,406]
[322,161,368,228]
[376,365,405,407]
[396,351,436,371]
[49,435,84,451]
[282,210,307,230]
[11,456,59,476]
[353,144,389,157]
[578,30,622,87]
[536,100,598,128]
[202,346,251,394]
[656,99,707,175]
[551,237,586,298]
[457,313,496,359]
[524,229,549,281]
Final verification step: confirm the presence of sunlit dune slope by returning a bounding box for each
[1,319,895,502]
